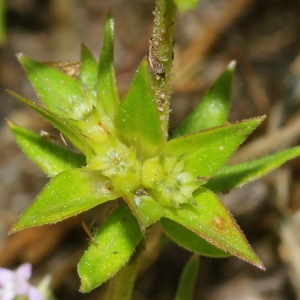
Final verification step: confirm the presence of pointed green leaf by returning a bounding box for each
[174,255,199,300]
[163,117,265,178]
[7,121,86,177]
[122,189,165,231]
[173,0,199,12]
[172,62,234,138]
[96,12,119,124]
[7,90,94,158]
[161,218,230,257]
[115,59,165,158]
[206,146,300,193]
[10,169,119,233]
[79,44,98,90]
[78,204,143,292]
[17,54,90,120]
[164,188,265,269]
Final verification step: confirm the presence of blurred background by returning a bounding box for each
[1,0,300,299]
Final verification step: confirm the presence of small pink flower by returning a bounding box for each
[0,263,44,300]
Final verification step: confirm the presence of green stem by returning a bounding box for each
[104,240,144,300]
[149,0,176,139]
[0,0,5,45]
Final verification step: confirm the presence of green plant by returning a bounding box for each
[0,0,5,45]
[7,0,300,299]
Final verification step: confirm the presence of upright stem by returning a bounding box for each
[103,241,144,300]
[0,0,5,45]
[149,0,176,139]
[104,2,176,299]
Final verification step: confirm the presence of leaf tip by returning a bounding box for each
[107,7,113,15]
[251,115,266,122]
[243,115,266,125]
[261,114,267,121]
[7,229,14,236]
[5,119,18,131]
[227,60,236,70]
[16,52,24,60]
[5,118,12,126]
[8,216,36,235]
[6,89,17,97]
[243,252,266,271]
[255,261,266,271]
[8,224,21,235]
[78,278,91,294]
[105,9,114,25]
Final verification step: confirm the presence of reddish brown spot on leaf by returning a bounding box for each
[212,215,227,231]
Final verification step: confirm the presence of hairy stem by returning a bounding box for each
[0,0,5,44]
[149,0,176,139]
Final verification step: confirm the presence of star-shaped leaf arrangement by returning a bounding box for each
[7,13,300,293]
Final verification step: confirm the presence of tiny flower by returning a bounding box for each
[142,156,200,207]
[0,263,44,300]
[89,145,142,191]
